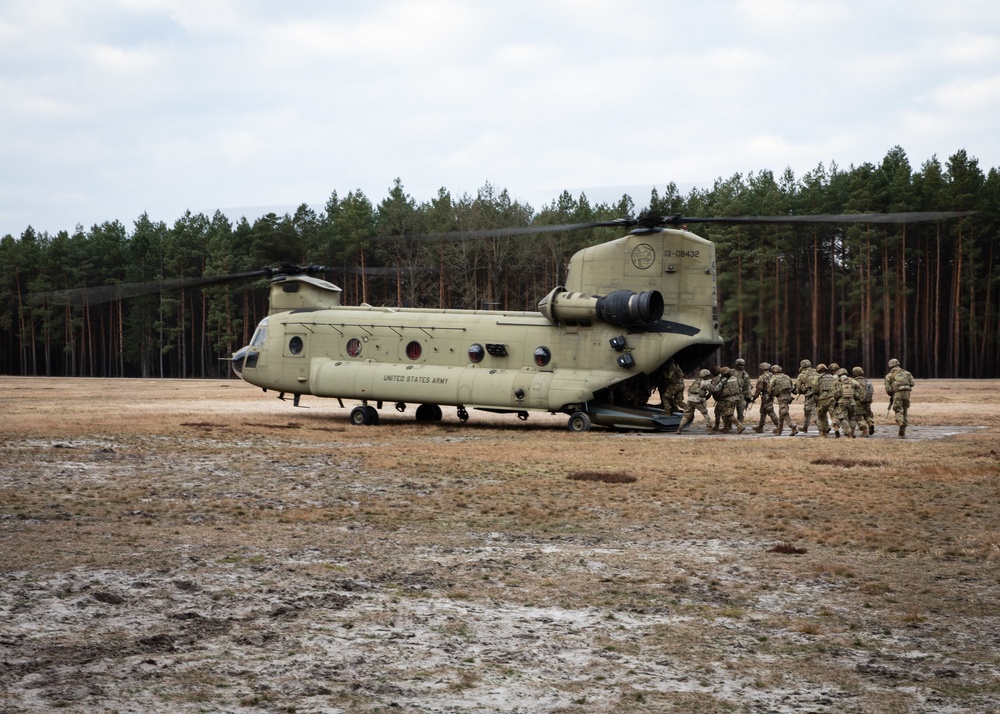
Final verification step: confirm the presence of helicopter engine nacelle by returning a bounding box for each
[537,287,664,328]
[269,275,343,315]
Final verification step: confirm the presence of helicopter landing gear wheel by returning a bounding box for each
[457,406,469,422]
[365,405,379,425]
[415,404,442,422]
[567,411,592,433]
[349,405,372,426]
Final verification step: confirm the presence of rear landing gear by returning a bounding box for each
[567,411,592,432]
[415,404,443,422]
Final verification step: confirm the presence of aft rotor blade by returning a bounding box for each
[412,221,622,243]
[674,211,978,226]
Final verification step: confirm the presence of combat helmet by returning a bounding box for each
[852,366,864,376]
[759,362,771,371]
[835,368,848,376]
[735,358,746,367]
[829,362,841,374]
[699,368,711,378]
[799,359,812,369]
[888,358,900,368]
[720,366,732,375]
[770,364,782,373]
[816,363,828,373]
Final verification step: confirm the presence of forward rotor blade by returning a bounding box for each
[32,270,270,306]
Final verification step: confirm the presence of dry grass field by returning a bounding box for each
[1,376,999,713]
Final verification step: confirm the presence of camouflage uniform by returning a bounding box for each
[752,362,780,432]
[814,364,836,437]
[795,359,819,433]
[884,358,915,437]
[677,369,715,434]
[734,358,753,424]
[766,365,799,435]
[832,368,859,438]
[710,366,724,430]
[711,366,745,434]
[656,359,686,413]
[852,366,875,436]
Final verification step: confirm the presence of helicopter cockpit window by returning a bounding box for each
[406,341,422,360]
[250,319,268,348]
[288,336,304,355]
[534,346,552,367]
[468,344,485,364]
[346,338,362,357]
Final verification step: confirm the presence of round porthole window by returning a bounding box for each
[534,346,552,367]
[288,336,304,355]
[346,338,362,357]
[406,341,422,360]
[468,344,485,363]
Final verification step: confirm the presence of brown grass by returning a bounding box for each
[2,376,1000,712]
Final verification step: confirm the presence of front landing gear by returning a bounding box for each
[350,405,379,426]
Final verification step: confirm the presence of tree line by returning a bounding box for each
[2,147,998,380]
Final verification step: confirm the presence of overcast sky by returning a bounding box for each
[2,0,998,238]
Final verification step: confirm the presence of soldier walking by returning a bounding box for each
[712,366,745,434]
[677,369,716,434]
[815,364,836,437]
[795,359,819,433]
[884,358,915,437]
[832,367,859,438]
[655,359,686,412]
[852,366,875,436]
[766,364,799,435]
[734,358,753,425]
[752,362,780,433]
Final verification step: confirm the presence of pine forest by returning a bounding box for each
[2,147,998,380]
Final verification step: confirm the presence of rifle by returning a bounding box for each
[885,393,895,419]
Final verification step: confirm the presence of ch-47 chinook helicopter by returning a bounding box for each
[224,210,973,432]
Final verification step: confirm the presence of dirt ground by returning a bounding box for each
[1,376,999,713]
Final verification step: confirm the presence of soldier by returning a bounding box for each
[766,364,799,435]
[733,358,753,425]
[826,362,843,434]
[832,367,859,438]
[752,361,780,433]
[677,368,715,434]
[852,366,875,436]
[814,363,837,437]
[710,365,724,431]
[795,359,819,433]
[884,358,915,437]
[712,366,745,434]
[655,359,686,412]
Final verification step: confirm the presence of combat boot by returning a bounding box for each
[869,424,875,435]
[834,429,841,438]
[849,427,856,438]
[737,424,745,434]
[753,425,764,433]
[676,417,690,434]
[790,425,799,436]
[819,429,828,438]
[899,424,906,438]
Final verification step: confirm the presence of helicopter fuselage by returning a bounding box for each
[231,227,722,430]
